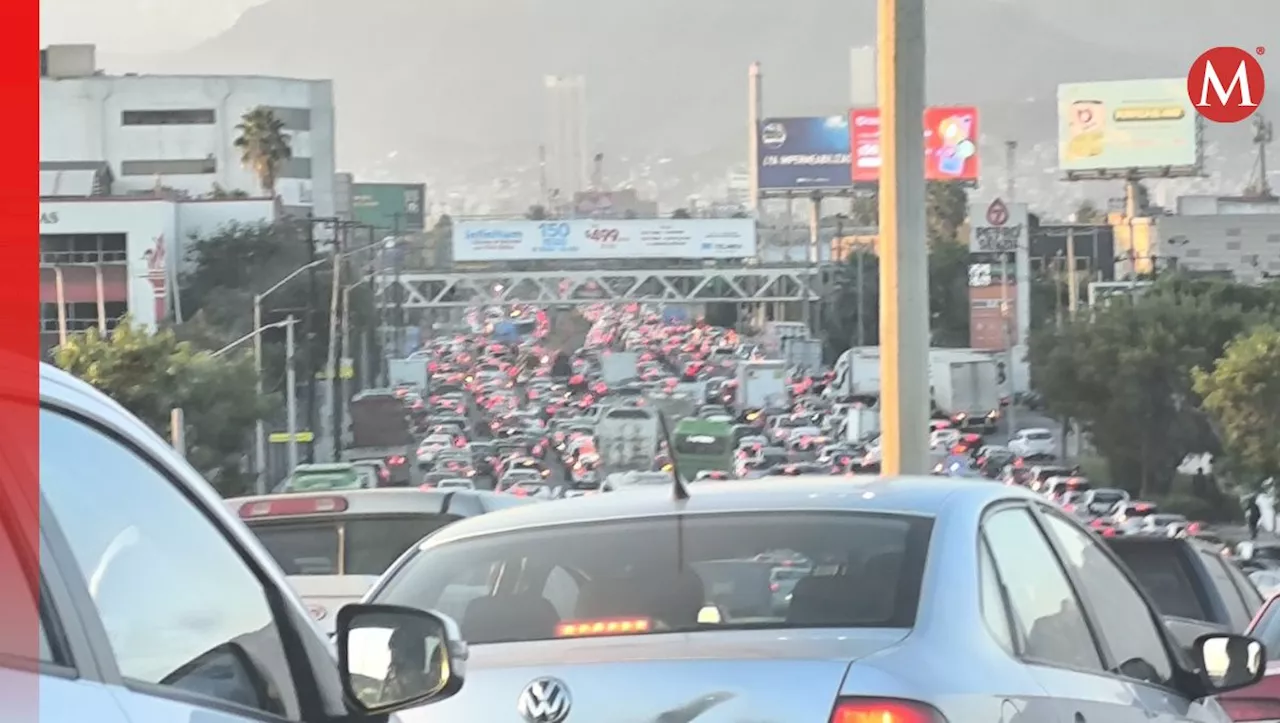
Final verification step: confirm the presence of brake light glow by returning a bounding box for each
[238,496,349,518]
[387,455,406,466]
[830,699,943,723]
[556,618,651,637]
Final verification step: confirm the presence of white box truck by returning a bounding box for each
[735,360,788,411]
[930,356,1001,433]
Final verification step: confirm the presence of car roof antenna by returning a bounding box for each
[657,410,690,500]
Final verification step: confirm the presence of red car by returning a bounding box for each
[1219,592,1280,720]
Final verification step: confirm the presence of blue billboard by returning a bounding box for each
[757,115,853,191]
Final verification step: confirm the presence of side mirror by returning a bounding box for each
[1193,633,1266,695]
[336,603,468,715]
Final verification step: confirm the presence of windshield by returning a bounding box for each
[674,433,730,455]
[249,515,457,576]
[375,511,932,643]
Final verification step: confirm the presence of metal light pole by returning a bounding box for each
[876,0,929,475]
[285,314,299,473]
[325,226,345,461]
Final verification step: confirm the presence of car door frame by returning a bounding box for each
[980,499,1152,723]
[1027,501,1210,709]
[36,396,353,722]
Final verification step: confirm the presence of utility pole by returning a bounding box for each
[252,294,266,488]
[325,222,344,461]
[1003,140,1019,436]
[304,220,319,464]
[804,192,821,332]
[285,314,300,473]
[876,0,929,475]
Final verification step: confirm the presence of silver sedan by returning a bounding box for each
[365,475,1261,723]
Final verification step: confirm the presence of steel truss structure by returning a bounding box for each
[379,265,836,309]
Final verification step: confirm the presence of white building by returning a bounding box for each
[40,45,336,219]
[39,196,278,353]
[1154,195,1280,282]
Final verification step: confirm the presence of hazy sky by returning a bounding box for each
[40,0,266,54]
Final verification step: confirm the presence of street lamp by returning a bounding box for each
[252,235,385,489]
[214,316,302,479]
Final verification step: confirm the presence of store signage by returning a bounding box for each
[40,212,60,225]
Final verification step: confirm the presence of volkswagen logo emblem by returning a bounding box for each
[516,677,571,723]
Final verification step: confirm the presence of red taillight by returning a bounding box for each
[387,455,406,466]
[239,496,348,518]
[428,362,439,372]
[830,699,943,723]
[1220,698,1280,721]
[1102,528,1117,537]
[769,582,780,592]
[1188,522,1202,535]
[1091,519,1104,528]
[419,483,435,490]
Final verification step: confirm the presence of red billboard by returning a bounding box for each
[848,106,980,182]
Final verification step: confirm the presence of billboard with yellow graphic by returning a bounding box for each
[1058,79,1202,178]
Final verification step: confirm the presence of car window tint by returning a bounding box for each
[979,538,1015,653]
[983,507,1102,671]
[1199,551,1251,630]
[1106,541,1210,622]
[39,409,300,719]
[1039,511,1173,686]
[1222,555,1264,616]
[1250,600,1280,661]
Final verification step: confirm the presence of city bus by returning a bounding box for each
[671,417,735,479]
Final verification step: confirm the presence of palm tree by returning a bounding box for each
[233,107,292,196]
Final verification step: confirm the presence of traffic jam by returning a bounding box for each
[214,302,1280,723]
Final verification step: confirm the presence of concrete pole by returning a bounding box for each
[170,408,185,457]
[252,294,267,493]
[748,62,762,215]
[285,315,299,474]
[1067,225,1079,320]
[876,0,930,475]
[325,229,343,461]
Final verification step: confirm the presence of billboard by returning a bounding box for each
[1058,79,1201,177]
[757,116,853,191]
[849,106,980,182]
[968,198,1029,254]
[351,182,426,232]
[452,218,757,262]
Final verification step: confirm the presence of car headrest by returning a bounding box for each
[786,575,862,625]
[462,594,561,645]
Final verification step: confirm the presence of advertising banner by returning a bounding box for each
[352,182,426,232]
[849,106,980,182]
[968,198,1029,254]
[757,116,853,191]
[1058,79,1201,175]
[452,218,757,262]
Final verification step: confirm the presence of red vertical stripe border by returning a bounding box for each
[0,0,41,718]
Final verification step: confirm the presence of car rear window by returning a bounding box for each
[1025,432,1052,441]
[1106,541,1209,622]
[249,515,456,576]
[286,472,361,491]
[374,511,932,644]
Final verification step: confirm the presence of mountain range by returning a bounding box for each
[99,0,1279,208]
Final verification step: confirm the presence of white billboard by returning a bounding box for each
[968,198,1028,254]
[451,218,758,262]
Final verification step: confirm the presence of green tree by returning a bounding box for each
[53,321,271,496]
[234,107,292,196]
[526,204,548,220]
[926,181,968,245]
[1028,280,1270,497]
[849,191,878,227]
[671,208,692,219]
[824,250,880,359]
[1193,325,1280,482]
[928,239,971,346]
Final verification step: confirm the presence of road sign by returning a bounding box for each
[968,263,993,287]
[269,431,315,443]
